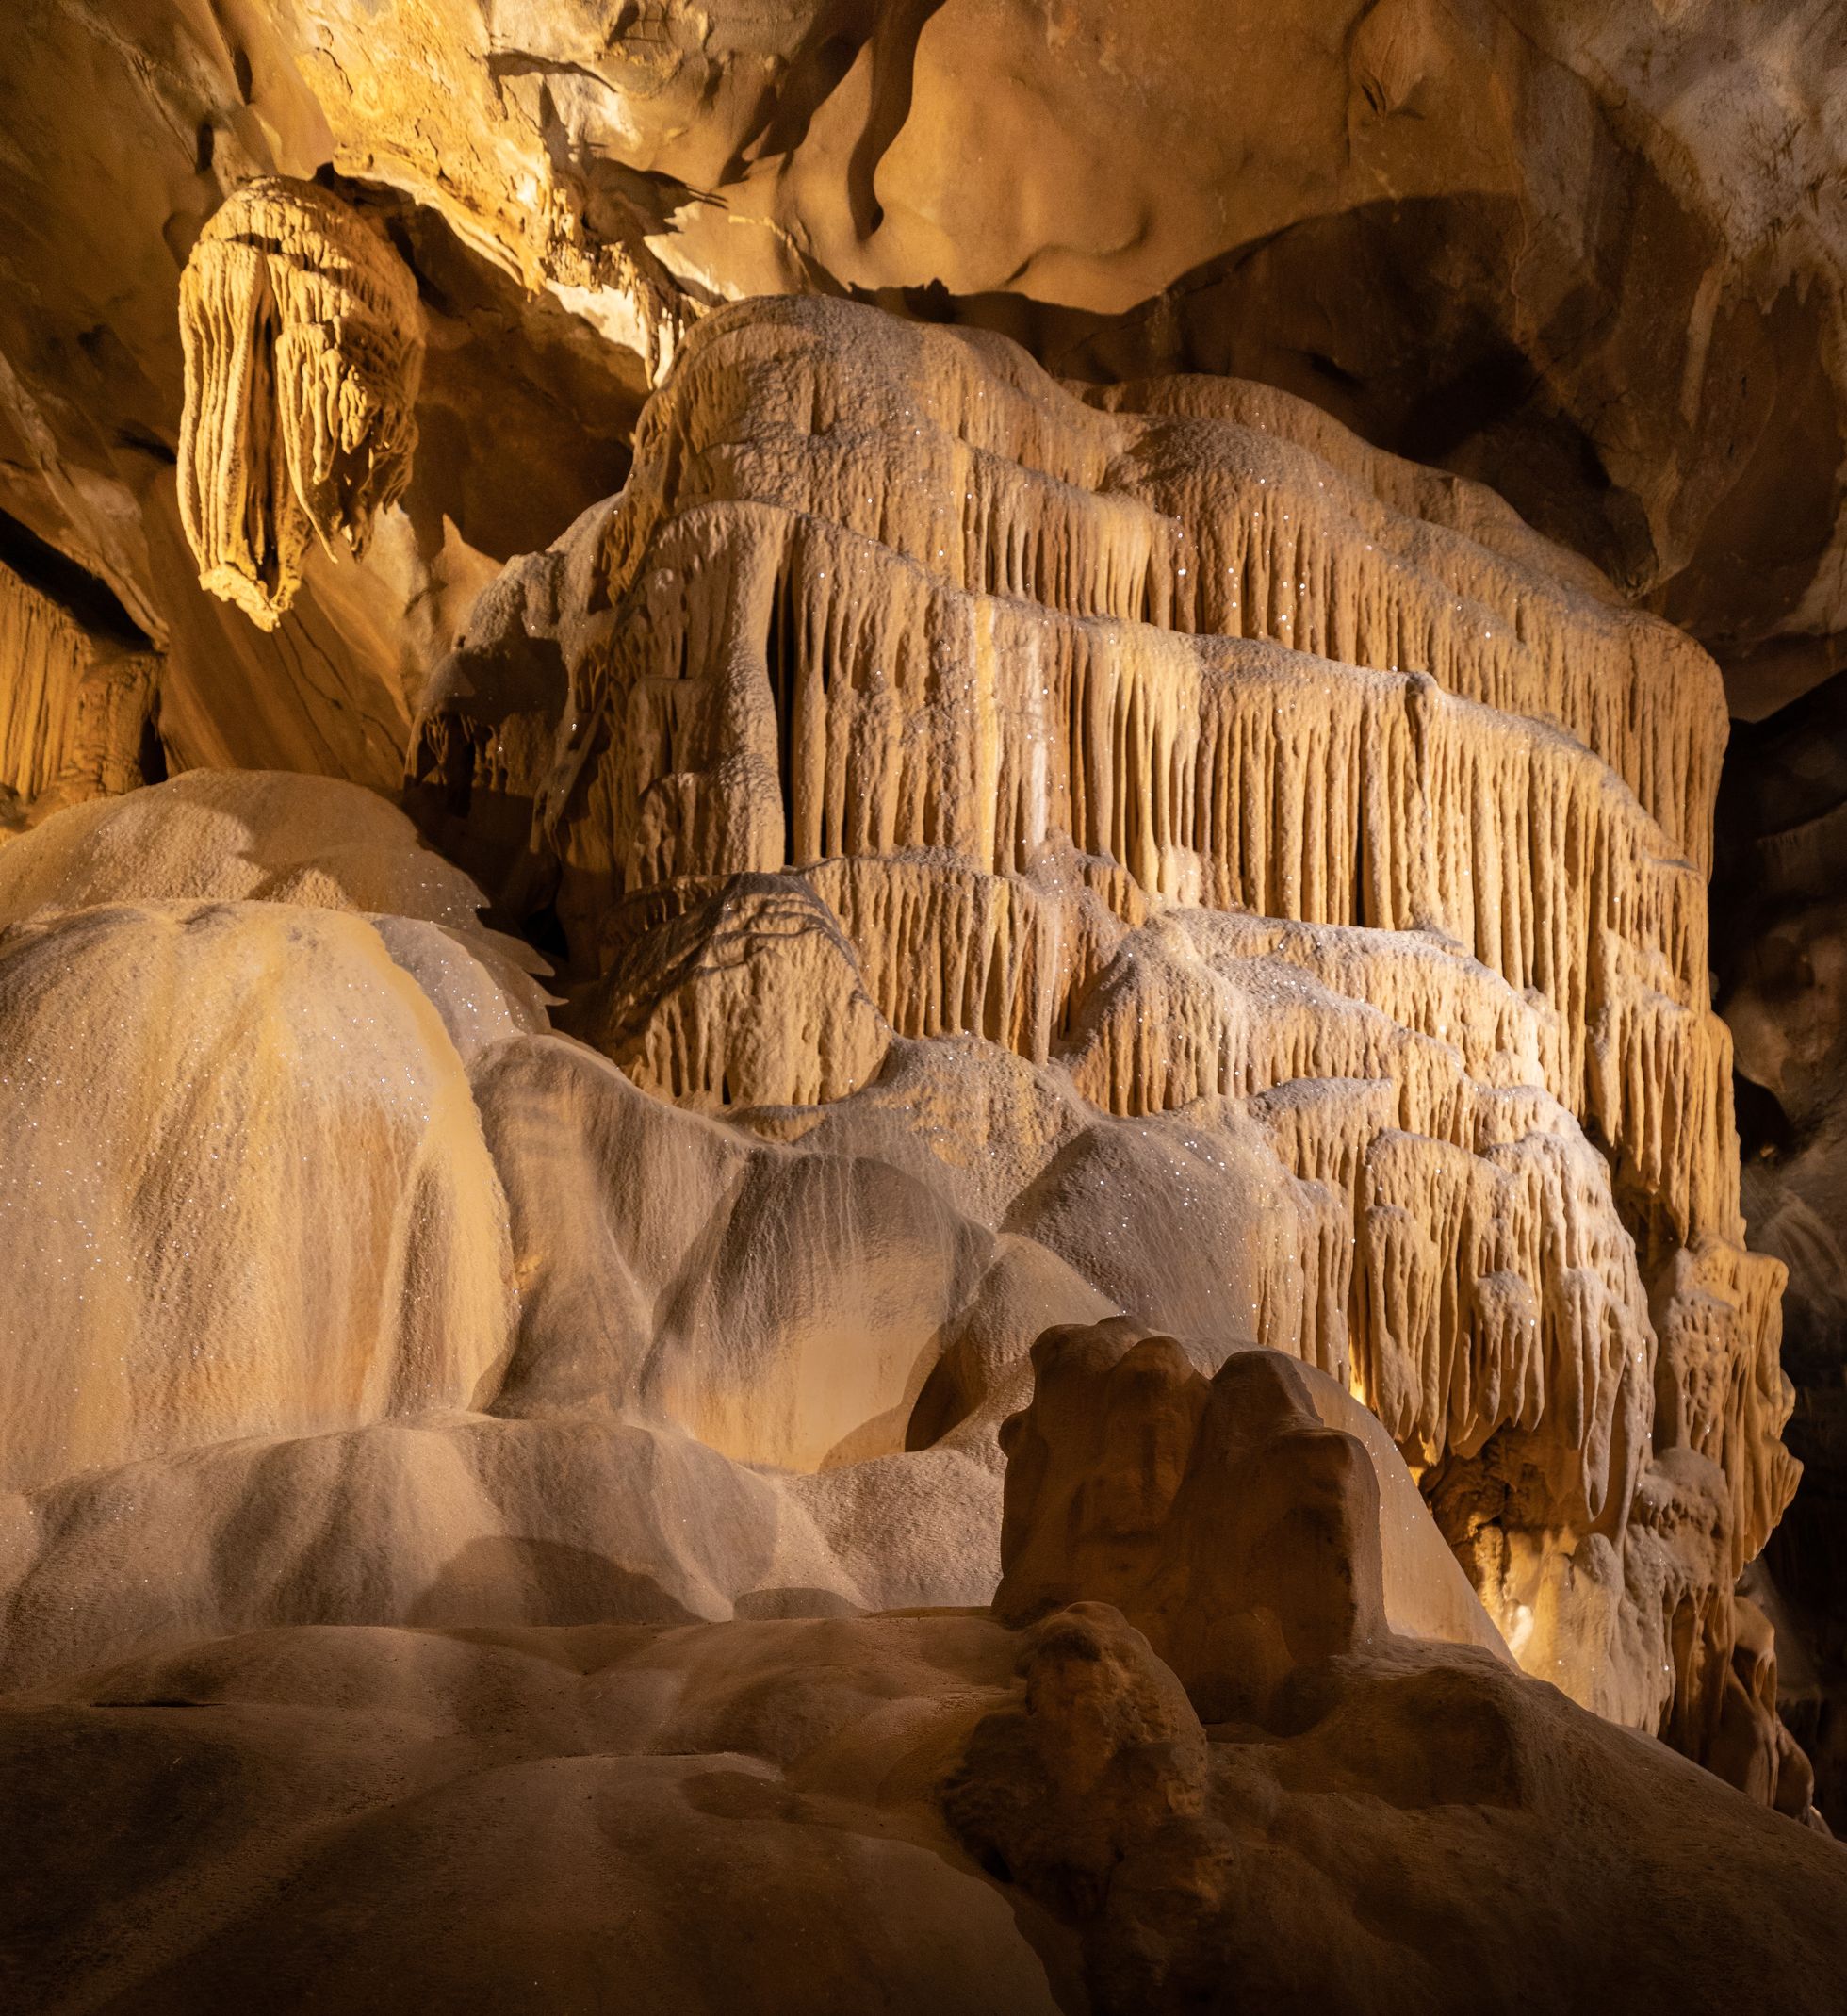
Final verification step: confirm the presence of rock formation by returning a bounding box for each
[8,1,1847,760]
[0,557,158,827]
[2,13,1845,2006]
[178,178,424,629]
[5,1336,1846,2015]
[941,1347,1842,2013]
[990,1322,1512,1705]
[1713,672,1847,1814]
[410,294,1796,1802]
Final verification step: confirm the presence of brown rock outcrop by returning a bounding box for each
[945,1328,1830,2010]
[2,1600,1842,2015]
[991,1324,1509,1719]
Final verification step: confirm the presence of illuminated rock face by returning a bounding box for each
[417,296,1794,1788]
[0,898,516,1496]
[0,559,157,826]
[0,776,526,1499]
[178,178,423,630]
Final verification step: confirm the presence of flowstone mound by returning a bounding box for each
[0,776,1061,1683]
[0,898,515,1495]
[413,293,1795,1796]
[0,775,527,1498]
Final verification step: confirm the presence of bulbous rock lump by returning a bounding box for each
[0,893,515,1496]
[944,1338,1842,2013]
[178,178,423,631]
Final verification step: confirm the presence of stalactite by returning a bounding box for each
[178,177,423,630]
[0,559,158,821]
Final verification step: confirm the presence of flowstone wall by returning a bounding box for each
[1,97,1843,2003]
[400,293,1800,1797]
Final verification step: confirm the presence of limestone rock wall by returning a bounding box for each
[0,558,159,825]
[1713,669,1847,1812]
[6,7,1847,795]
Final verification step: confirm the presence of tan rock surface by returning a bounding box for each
[7,3,1847,720]
[993,1323,1512,1706]
[0,559,159,828]
[0,897,514,1496]
[0,26,1841,1996]
[414,293,1790,1790]
[5,1524,1845,2011]
[0,769,486,926]
[178,178,424,630]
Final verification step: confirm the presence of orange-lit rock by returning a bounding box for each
[0,25,1841,2000]
[413,296,1793,1793]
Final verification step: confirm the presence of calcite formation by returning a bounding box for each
[0,775,532,1499]
[0,558,157,825]
[413,295,1794,1797]
[178,178,423,630]
[991,1321,1512,1705]
[0,17,1841,2005]
[940,1362,1835,2016]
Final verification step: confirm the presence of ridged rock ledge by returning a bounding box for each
[415,296,1800,1805]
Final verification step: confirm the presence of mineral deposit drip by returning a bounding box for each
[0,560,159,823]
[416,296,1797,1795]
[177,178,423,630]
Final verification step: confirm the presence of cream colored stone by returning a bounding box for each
[0,898,515,1495]
[178,178,423,629]
[414,296,1787,1776]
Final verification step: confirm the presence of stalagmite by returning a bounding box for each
[177,178,423,630]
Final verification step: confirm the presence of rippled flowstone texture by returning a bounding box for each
[5,1322,1845,2015]
[0,285,1836,2008]
[415,295,1802,1808]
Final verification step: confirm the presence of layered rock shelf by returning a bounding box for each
[412,298,1792,1775]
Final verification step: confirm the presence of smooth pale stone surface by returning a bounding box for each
[0,898,515,1495]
